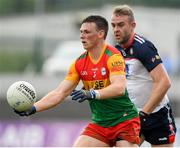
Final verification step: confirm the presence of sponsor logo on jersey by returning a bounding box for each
[112,61,123,67]
[94,80,104,89]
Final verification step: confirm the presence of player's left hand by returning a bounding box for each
[71,89,97,103]
[14,106,36,116]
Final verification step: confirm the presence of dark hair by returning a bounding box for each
[81,15,108,39]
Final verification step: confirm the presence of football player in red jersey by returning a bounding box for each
[111,4,176,147]
[14,15,140,147]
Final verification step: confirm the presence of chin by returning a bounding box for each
[116,39,122,44]
[82,45,88,50]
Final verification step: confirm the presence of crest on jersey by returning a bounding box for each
[101,67,106,76]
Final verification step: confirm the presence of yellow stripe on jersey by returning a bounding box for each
[107,54,126,76]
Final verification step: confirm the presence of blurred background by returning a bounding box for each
[0,0,180,146]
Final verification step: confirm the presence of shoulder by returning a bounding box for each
[77,51,88,60]
[133,34,156,51]
[132,34,160,60]
[133,34,162,72]
[105,44,122,56]
[74,51,88,69]
[133,34,154,49]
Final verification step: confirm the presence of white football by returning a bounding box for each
[7,81,37,112]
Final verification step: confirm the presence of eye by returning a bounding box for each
[111,23,115,28]
[118,22,124,27]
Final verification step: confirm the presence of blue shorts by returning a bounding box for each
[141,103,176,145]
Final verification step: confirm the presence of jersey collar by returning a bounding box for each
[88,43,107,64]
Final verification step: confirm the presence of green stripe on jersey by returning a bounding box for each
[104,49,113,56]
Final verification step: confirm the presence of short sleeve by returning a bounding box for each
[107,54,126,76]
[65,62,80,83]
[138,42,162,72]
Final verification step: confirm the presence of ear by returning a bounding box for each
[132,22,136,28]
[98,30,105,39]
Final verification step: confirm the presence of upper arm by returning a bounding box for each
[107,54,126,76]
[65,62,80,82]
[108,53,126,86]
[110,74,126,88]
[107,54,126,93]
[150,63,171,85]
[59,61,80,96]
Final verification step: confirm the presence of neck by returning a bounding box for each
[121,32,135,49]
[89,40,105,60]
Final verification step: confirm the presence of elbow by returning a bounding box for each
[117,86,126,96]
[53,90,66,104]
[163,77,171,90]
[166,79,171,89]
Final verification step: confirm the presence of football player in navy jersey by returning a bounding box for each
[111,4,176,147]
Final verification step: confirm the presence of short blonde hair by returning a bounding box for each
[112,5,135,22]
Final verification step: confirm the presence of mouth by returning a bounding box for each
[115,33,120,37]
[115,33,122,39]
[82,41,87,46]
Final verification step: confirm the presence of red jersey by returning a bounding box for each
[65,44,138,127]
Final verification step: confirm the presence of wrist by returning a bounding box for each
[89,89,100,99]
[139,111,149,117]
[31,105,37,114]
[94,90,100,99]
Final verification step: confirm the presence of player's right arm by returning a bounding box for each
[35,62,79,112]
[34,79,77,112]
[14,62,79,116]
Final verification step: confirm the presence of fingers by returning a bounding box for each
[13,106,36,116]
[71,90,83,100]
[71,90,86,103]
[13,109,26,116]
[78,98,86,103]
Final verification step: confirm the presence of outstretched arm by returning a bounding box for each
[14,79,77,116]
[35,79,77,112]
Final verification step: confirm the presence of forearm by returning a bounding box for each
[34,89,67,112]
[98,83,125,99]
[98,75,126,99]
[143,80,171,113]
[34,79,77,112]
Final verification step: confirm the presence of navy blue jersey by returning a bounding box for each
[115,34,169,112]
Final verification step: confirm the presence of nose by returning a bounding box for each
[114,25,119,32]
[80,32,85,39]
